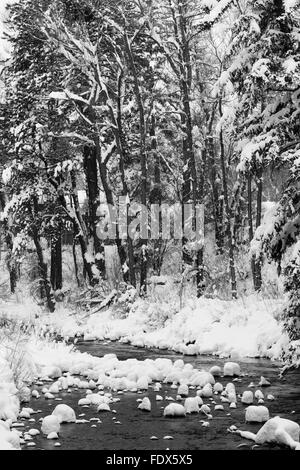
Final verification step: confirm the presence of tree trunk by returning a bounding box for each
[219,101,237,299]
[150,113,165,275]
[50,230,62,291]
[70,170,99,286]
[176,0,204,296]
[72,232,81,287]
[83,144,105,279]
[31,198,55,312]
[207,135,223,254]
[124,32,148,294]
[5,231,18,294]
[254,168,263,290]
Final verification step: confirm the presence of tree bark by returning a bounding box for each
[219,100,237,299]
[83,144,105,279]
[175,0,204,296]
[31,198,55,312]
[124,31,148,293]
[70,170,99,286]
[254,167,263,290]
[50,230,62,291]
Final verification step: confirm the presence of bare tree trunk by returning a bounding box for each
[248,174,256,281]
[83,144,105,279]
[0,194,18,293]
[72,233,81,287]
[31,198,55,312]
[50,230,62,291]
[176,0,204,296]
[150,113,165,275]
[205,103,223,254]
[70,170,99,286]
[254,167,263,290]
[219,101,237,299]
[5,231,18,294]
[115,71,136,287]
[124,32,148,294]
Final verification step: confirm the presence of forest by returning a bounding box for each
[0,0,299,453]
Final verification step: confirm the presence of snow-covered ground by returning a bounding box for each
[33,294,288,360]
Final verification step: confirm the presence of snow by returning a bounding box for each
[41,415,61,435]
[223,362,241,376]
[284,0,300,11]
[163,403,186,417]
[201,384,213,398]
[138,397,151,412]
[40,294,286,360]
[241,391,254,404]
[213,383,223,393]
[97,403,111,412]
[178,384,189,396]
[245,405,269,423]
[209,366,222,376]
[52,404,76,423]
[256,417,300,449]
[184,397,200,414]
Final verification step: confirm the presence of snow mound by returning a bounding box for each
[41,415,61,435]
[224,362,240,376]
[256,417,300,449]
[164,403,186,417]
[241,391,254,404]
[184,397,200,413]
[245,405,269,423]
[138,397,151,411]
[40,295,286,360]
[52,404,76,423]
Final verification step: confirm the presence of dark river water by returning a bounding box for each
[22,341,300,451]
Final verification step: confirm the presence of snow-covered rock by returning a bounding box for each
[209,366,222,377]
[225,383,237,403]
[163,403,186,417]
[236,417,300,450]
[223,362,241,377]
[28,429,40,436]
[241,391,254,404]
[255,417,300,449]
[245,406,269,423]
[178,384,189,396]
[48,383,60,394]
[201,383,213,398]
[52,404,76,423]
[213,382,223,393]
[258,376,271,387]
[41,415,60,435]
[138,397,151,412]
[137,377,149,390]
[190,371,215,387]
[200,404,211,414]
[255,390,264,400]
[214,405,224,411]
[97,403,111,412]
[184,397,199,414]
[267,394,275,401]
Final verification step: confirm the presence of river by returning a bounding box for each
[22,340,300,451]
